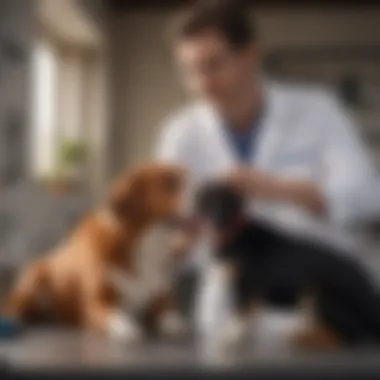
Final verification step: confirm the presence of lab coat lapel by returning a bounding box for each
[200,103,237,170]
[254,83,286,170]
[199,81,286,172]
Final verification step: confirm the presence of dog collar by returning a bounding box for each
[216,214,248,248]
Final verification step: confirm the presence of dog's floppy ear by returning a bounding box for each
[108,170,148,221]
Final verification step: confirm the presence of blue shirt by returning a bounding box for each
[224,111,264,163]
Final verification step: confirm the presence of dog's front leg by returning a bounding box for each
[108,269,151,312]
[292,294,342,350]
[107,309,143,343]
[197,261,242,355]
[83,273,143,344]
[150,292,188,338]
[85,299,143,344]
[219,304,254,351]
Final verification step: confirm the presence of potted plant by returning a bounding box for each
[57,139,87,179]
[43,139,87,195]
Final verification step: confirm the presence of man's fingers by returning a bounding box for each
[226,169,253,191]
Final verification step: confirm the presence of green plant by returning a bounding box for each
[56,139,87,176]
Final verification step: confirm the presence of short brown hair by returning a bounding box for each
[171,0,256,49]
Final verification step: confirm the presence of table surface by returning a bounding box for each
[2,327,380,374]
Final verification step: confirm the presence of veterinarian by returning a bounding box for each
[155,0,379,344]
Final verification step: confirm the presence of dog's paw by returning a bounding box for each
[217,316,247,351]
[108,311,143,344]
[199,335,238,368]
[159,312,188,338]
[291,326,341,351]
[200,345,235,368]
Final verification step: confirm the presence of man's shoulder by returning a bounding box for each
[269,80,339,110]
[164,102,205,127]
[161,102,206,137]
[267,80,347,137]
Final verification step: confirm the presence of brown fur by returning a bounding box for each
[292,293,342,350]
[293,325,342,350]
[2,163,186,335]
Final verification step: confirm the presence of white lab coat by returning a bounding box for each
[155,80,379,338]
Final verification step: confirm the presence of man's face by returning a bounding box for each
[175,29,258,108]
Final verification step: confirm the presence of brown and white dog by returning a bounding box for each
[2,163,188,342]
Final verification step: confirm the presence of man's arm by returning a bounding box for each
[239,170,326,216]
[228,168,326,216]
[228,94,379,225]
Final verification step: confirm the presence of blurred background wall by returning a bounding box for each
[0,0,34,187]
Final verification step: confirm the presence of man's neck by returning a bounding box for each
[224,82,263,131]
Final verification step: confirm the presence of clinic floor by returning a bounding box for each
[2,313,380,377]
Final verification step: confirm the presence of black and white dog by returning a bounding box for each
[195,181,380,349]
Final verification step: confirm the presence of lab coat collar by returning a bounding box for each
[198,78,286,169]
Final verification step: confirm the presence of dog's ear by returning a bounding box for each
[108,170,148,221]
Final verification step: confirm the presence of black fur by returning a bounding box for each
[196,182,380,346]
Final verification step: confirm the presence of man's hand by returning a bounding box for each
[225,166,326,216]
[224,166,278,197]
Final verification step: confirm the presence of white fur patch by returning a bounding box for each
[108,270,151,311]
[108,310,142,343]
[218,314,248,349]
[109,226,177,313]
[197,262,234,332]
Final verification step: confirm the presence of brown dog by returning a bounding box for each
[2,163,187,342]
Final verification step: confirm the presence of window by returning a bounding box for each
[31,0,108,197]
[31,39,58,177]
[30,38,88,179]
